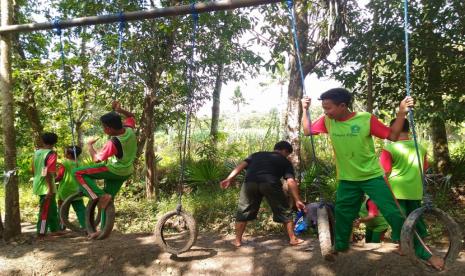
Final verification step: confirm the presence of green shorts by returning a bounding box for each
[236,181,292,223]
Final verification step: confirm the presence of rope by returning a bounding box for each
[402,0,431,209]
[113,12,126,101]
[53,20,78,164]
[285,0,323,203]
[177,2,199,213]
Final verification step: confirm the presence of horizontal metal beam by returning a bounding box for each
[0,0,281,34]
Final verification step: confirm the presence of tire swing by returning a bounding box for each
[85,198,116,240]
[399,0,462,270]
[286,0,335,260]
[60,191,102,233]
[154,4,198,255]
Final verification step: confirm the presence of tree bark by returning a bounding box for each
[145,131,156,199]
[17,92,43,148]
[1,0,21,240]
[431,115,451,174]
[366,50,373,113]
[210,61,224,142]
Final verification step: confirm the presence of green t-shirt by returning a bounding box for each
[32,149,56,196]
[359,198,389,232]
[57,159,80,200]
[384,140,426,200]
[325,112,384,181]
[107,127,137,176]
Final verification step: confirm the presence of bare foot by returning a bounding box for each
[87,231,101,240]
[428,255,445,271]
[289,238,305,246]
[231,240,242,247]
[98,194,112,209]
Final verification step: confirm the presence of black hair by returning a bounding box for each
[319,88,353,106]
[65,145,82,158]
[389,118,410,133]
[41,132,58,146]
[274,141,293,154]
[100,112,123,130]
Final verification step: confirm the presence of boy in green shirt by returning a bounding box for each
[301,88,443,270]
[355,196,389,243]
[73,101,136,239]
[32,132,63,238]
[56,146,85,229]
[380,118,429,254]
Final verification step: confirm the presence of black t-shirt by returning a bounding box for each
[244,151,295,184]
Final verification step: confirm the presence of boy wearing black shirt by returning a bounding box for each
[220,141,305,247]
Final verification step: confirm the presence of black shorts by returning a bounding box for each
[236,181,292,223]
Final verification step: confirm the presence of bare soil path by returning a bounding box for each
[1,224,464,275]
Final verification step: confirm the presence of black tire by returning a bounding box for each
[154,210,198,255]
[401,207,463,270]
[85,199,115,240]
[60,191,86,233]
[317,204,335,260]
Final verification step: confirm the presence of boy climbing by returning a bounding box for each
[301,88,443,270]
[56,146,85,230]
[380,119,429,257]
[32,132,64,238]
[73,101,136,239]
[220,141,306,247]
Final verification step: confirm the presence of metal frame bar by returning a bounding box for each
[0,0,281,34]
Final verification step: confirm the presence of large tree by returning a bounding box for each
[260,0,349,174]
[1,0,21,240]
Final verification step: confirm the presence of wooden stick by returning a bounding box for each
[0,0,280,34]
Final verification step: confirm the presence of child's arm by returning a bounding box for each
[360,200,379,223]
[45,152,58,196]
[301,97,327,136]
[87,138,101,163]
[379,150,393,177]
[113,101,135,118]
[387,96,414,141]
[220,161,248,189]
[286,178,306,211]
[55,163,65,182]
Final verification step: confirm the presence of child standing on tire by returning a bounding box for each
[73,101,136,239]
[220,141,306,247]
[301,88,443,270]
[380,119,432,259]
[56,146,85,230]
[32,132,65,238]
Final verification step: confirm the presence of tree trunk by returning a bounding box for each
[210,61,224,142]
[284,57,304,175]
[17,93,43,148]
[145,131,156,199]
[366,50,373,113]
[431,115,451,174]
[1,0,21,240]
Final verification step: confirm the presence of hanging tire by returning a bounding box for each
[60,192,86,233]
[317,204,335,260]
[85,199,115,240]
[154,210,198,255]
[401,206,462,270]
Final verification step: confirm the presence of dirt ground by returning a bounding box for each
[1,224,465,276]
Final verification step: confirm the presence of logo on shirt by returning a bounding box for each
[351,124,361,134]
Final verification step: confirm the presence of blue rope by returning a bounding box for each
[402,0,431,208]
[113,12,125,101]
[53,20,78,164]
[286,0,322,202]
[177,1,199,211]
